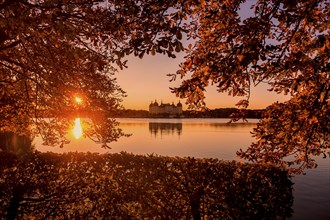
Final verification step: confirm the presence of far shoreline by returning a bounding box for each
[114,108,264,119]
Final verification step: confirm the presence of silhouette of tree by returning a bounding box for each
[0,0,185,147]
[168,0,329,172]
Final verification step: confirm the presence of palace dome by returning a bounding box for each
[149,100,159,107]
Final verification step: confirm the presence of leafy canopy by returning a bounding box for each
[0,0,185,147]
[0,0,329,172]
[170,0,329,172]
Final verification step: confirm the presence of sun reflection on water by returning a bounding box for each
[73,118,83,139]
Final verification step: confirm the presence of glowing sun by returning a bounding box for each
[75,96,82,104]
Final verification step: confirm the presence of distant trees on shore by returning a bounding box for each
[114,108,263,119]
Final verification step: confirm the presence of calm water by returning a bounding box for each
[36,118,330,219]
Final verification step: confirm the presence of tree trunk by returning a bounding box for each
[6,184,27,220]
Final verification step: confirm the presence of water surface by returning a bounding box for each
[35,118,330,219]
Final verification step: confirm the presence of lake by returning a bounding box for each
[35,118,330,219]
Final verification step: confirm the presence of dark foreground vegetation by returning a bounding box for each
[0,151,293,219]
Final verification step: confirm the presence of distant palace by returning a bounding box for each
[149,100,183,116]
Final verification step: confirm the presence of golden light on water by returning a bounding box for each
[73,118,83,139]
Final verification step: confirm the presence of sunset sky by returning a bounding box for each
[117,52,289,110]
[116,1,289,111]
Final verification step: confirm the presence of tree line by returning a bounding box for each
[114,108,263,118]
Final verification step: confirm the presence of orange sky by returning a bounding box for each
[117,52,289,111]
[116,2,289,111]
